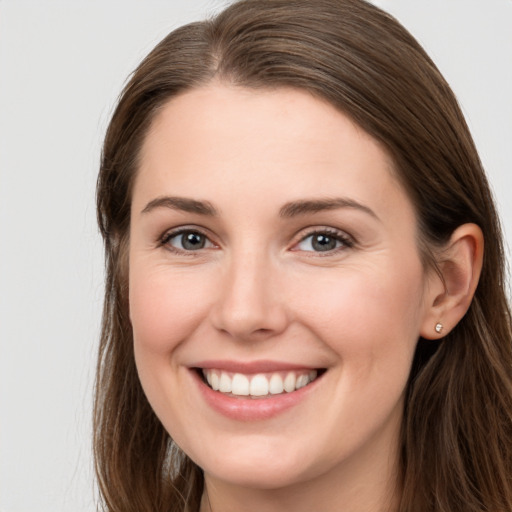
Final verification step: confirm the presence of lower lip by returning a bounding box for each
[191,370,321,421]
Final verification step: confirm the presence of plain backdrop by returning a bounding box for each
[0,1,511,510]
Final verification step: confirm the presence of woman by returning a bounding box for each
[94,0,512,510]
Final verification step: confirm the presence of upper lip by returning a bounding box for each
[191,360,322,374]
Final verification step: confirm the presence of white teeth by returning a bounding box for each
[210,372,220,391]
[283,372,296,392]
[219,372,232,393]
[202,368,320,397]
[269,373,284,394]
[250,374,269,396]
[231,373,250,396]
[296,374,309,389]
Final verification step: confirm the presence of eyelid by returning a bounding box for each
[157,224,354,255]
[290,226,355,253]
[159,225,218,254]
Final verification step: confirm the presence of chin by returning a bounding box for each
[186,435,327,490]
[202,458,312,490]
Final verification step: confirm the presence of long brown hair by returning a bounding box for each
[94,1,512,510]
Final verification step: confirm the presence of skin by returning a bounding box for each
[128,84,481,512]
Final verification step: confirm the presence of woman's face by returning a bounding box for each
[129,85,436,492]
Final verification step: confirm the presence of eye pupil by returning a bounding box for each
[312,234,337,251]
[182,232,205,250]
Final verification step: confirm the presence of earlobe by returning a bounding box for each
[420,223,484,340]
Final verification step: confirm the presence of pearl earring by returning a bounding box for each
[435,323,443,333]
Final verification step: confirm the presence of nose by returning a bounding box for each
[210,249,289,341]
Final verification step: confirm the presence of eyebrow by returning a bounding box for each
[279,197,378,220]
[141,196,218,216]
[140,195,378,220]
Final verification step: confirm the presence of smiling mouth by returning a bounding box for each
[198,368,325,398]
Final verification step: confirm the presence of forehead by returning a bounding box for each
[142,85,390,168]
[133,84,412,226]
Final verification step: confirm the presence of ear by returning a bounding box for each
[420,223,484,340]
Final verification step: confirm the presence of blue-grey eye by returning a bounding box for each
[297,232,345,252]
[167,231,213,251]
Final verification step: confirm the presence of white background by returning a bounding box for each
[1,1,511,510]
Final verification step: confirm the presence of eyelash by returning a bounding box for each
[159,227,354,255]
[159,228,216,255]
[293,228,354,255]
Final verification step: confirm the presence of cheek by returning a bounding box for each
[298,268,423,444]
[293,261,425,381]
[128,264,216,430]
[297,263,424,334]
[129,264,215,354]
